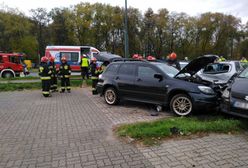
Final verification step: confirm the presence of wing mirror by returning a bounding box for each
[154,74,163,81]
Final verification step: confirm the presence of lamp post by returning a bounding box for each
[124,0,129,58]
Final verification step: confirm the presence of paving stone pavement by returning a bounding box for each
[0,88,248,168]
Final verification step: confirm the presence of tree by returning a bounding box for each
[30,8,50,56]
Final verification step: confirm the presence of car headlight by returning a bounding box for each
[222,88,230,99]
[198,86,215,95]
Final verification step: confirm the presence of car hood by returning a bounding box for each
[175,55,219,77]
[197,73,233,84]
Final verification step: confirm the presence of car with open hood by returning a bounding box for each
[221,67,248,118]
[96,55,220,116]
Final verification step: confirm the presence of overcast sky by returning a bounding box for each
[1,0,248,23]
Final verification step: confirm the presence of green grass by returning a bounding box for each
[0,79,92,92]
[116,117,248,146]
[0,76,40,81]
[0,82,41,91]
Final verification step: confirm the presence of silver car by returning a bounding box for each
[197,61,243,84]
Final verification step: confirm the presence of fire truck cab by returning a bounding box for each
[0,53,25,78]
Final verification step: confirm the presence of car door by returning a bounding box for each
[134,65,166,103]
[115,63,136,98]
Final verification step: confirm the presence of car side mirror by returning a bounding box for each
[154,74,163,81]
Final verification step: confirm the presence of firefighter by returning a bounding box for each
[218,56,226,62]
[90,57,99,94]
[59,57,71,93]
[39,56,52,97]
[49,57,58,92]
[166,52,181,70]
[241,57,248,63]
[80,54,90,87]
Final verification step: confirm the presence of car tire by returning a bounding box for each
[2,71,14,78]
[104,87,119,105]
[170,94,193,116]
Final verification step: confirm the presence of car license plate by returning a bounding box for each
[233,101,248,110]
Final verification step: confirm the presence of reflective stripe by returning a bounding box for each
[42,91,50,95]
[41,77,51,80]
[91,76,98,79]
[39,67,44,72]
[64,75,70,78]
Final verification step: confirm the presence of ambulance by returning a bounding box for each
[45,46,100,72]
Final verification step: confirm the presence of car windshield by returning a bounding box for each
[239,68,248,79]
[203,63,230,74]
[152,62,179,77]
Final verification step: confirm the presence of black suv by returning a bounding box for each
[97,56,220,116]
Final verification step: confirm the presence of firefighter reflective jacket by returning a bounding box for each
[48,62,57,77]
[241,58,248,63]
[59,63,71,78]
[81,57,89,67]
[39,62,52,80]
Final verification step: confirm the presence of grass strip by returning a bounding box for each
[0,79,92,92]
[116,117,248,146]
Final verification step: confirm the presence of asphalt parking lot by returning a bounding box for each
[1,88,248,168]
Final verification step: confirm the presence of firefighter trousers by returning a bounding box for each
[81,67,89,80]
[92,78,98,89]
[91,77,98,95]
[50,76,58,91]
[61,77,71,92]
[41,79,51,97]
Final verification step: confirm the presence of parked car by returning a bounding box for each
[94,52,121,66]
[197,61,243,85]
[221,67,248,118]
[97,55,221,116]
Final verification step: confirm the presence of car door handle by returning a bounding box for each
[115,76,120,80]
[136,78,142,82]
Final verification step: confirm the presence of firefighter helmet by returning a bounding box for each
[61,57,67,62]
[169,52,177,60]
[132,54,139,59]
[91,57,97,62]
[147,56,156,61]
[41,56,48,63]
[50,57,55,62]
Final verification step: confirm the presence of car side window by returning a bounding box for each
[138,66,157,78]
[105,64,119,75]
[118,64,135,76]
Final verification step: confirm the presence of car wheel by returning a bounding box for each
[170,94,193,116]
[104,87,119,105]
[2,71,14,78]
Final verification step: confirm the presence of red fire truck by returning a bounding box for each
[0,53,26,78]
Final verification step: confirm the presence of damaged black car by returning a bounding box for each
[97,55,223,116]
[221,67,248,118]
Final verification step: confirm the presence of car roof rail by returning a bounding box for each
[112,58,148,63]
